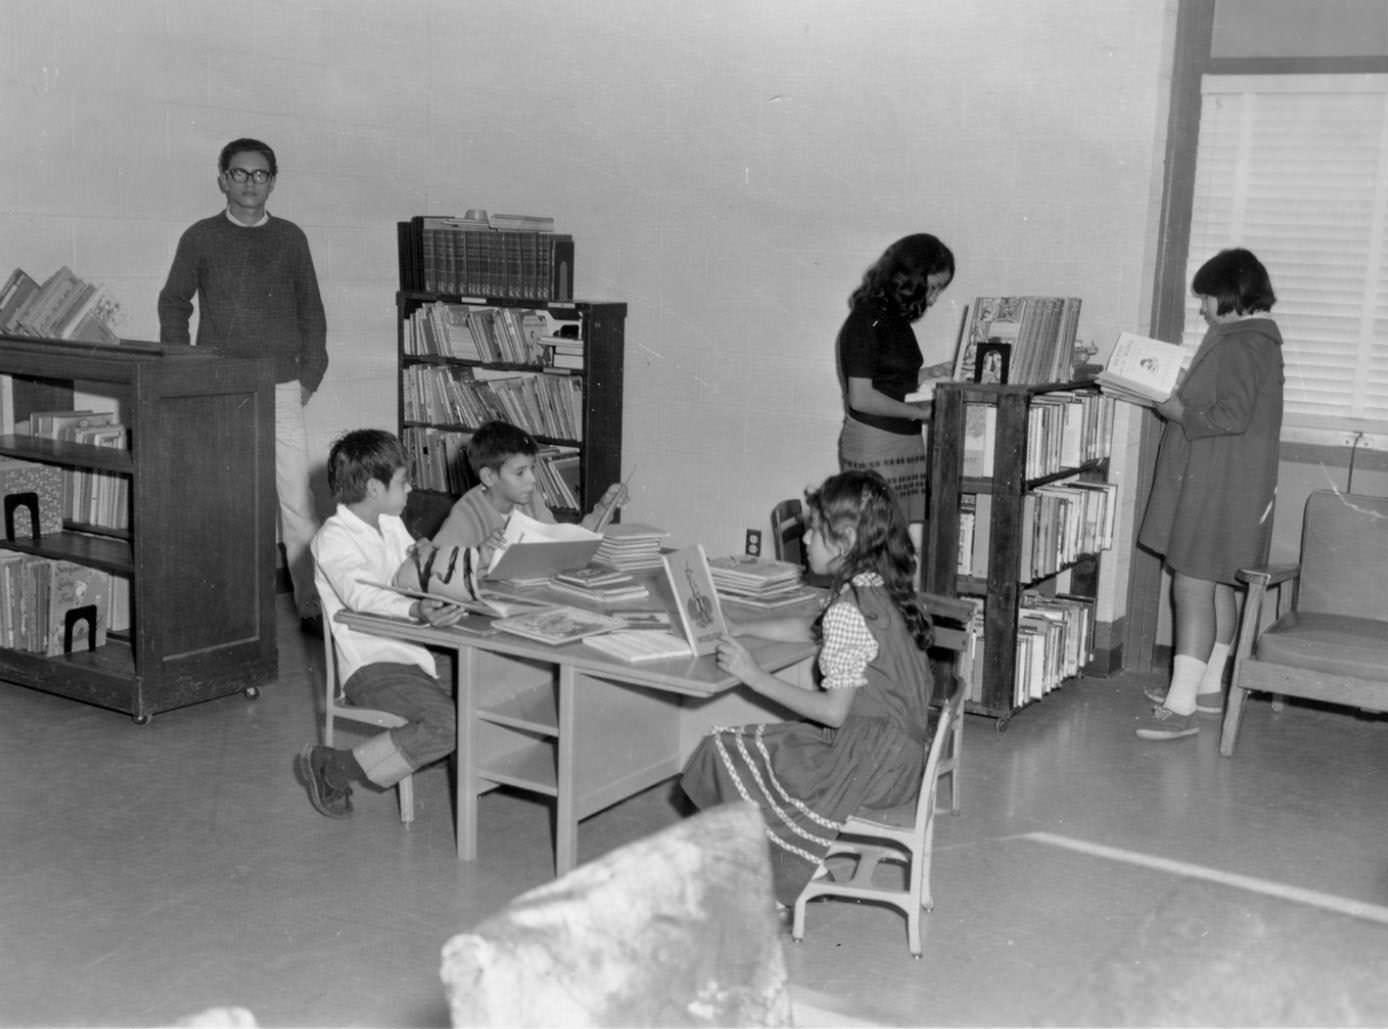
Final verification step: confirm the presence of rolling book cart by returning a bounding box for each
[925,380,1114,730]
[0,334,276,722]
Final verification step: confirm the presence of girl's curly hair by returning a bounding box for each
[806,470,932,651]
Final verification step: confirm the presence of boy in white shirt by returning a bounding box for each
[298,429,470,818]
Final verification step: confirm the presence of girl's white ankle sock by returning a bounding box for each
[1199,641,1232,695]
[1164,654,1206,716]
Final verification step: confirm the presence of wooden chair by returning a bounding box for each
[321,613,416,823]
[1220,489,1388,758]
[792,617,967,958]
[770,498,808,566]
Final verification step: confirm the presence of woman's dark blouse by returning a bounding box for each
[838,301,922,435]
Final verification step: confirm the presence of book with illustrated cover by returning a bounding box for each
[46,560,108,656]
[1097,332,1190,406]
[493,605,625,646]
[662,545,727,656]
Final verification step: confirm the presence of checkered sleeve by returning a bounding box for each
[818,600,878,690]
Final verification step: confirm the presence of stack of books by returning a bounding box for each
[708,555,819,610]
[582,629,692,664]
[593,523,669,572]
[547,566,650,604]
[1,266,120,345]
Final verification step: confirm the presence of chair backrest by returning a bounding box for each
[912,674,965,830]
[1297,490,1388,621]
[771,498,807,567]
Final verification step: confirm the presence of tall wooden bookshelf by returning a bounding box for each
[926,381,1114,729]
[394,291,625,538]
[0,334,277,723]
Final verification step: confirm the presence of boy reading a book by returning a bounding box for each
[431,420,627,552]
[298,429,480,819]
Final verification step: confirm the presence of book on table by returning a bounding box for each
[707,555,803,599]
[662,544,727,656]
[492,605,626,646]
[581,629,693,663]
[1096,331,1190,406]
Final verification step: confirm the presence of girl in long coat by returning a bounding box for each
[1135,248,1283,741]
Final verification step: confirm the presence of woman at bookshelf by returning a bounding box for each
[837,234,955,538]
[680,470,934,911]
[1135,248,1283,742]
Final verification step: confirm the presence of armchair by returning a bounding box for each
[1220,489,1388,757]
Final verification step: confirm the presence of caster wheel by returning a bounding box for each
[133,713,151,726]
[244,686,261,700]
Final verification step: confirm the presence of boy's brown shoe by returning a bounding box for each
[297,744,353,818]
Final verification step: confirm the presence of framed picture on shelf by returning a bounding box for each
[974,341,1011,385]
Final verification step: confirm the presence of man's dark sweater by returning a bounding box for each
[157,214,328,392]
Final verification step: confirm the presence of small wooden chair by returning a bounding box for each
[1220,489,1388,757]
[321,612,416,824]
[792,622,967,958]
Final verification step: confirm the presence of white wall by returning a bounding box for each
[0,0,1176,635]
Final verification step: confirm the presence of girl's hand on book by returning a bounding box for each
[715,633,762,685]
[1155,394,1184,422]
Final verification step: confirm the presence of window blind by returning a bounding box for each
[1189,74,1388,429]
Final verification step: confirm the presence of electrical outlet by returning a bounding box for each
[745,529,762,557]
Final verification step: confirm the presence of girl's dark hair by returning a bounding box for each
[327,429,406,504]
[466,420,539,475]
[1191,248,1276,316]
[805,470,932,651]
[849,233,955,320]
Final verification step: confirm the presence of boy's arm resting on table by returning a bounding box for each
[156,232,198,343]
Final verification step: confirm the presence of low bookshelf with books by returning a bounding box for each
[394,220,624,538]
[926,381,1116,727]
[0,333,276,722]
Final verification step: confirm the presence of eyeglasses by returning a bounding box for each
[224,168,273,184]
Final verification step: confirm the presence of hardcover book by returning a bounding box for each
[493,605,625,646]
[1097,332,1190,406]
[662,545,727,656]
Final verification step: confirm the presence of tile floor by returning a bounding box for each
[3,599,1387,1027]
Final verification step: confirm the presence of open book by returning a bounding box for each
[1096,332,1190,406]
[488,510,602,580]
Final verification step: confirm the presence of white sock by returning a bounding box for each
[1199,642,1231,695]
[1164,654,1206,716]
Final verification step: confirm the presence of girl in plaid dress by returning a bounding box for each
[681,471,934,907]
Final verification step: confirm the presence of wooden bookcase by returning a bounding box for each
[926,381,1112,728]
[395,290,625,538]
[0,334,277,723]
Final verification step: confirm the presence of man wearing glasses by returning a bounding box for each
[158,138,328,630]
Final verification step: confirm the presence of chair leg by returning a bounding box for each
[398,774,416,824]
[1220,686,1248,757]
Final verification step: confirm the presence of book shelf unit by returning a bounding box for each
[925,380,1112,729]
[395,291,625,538]
[0,335,277,723]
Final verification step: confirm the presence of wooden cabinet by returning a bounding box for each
[395,291,625,537]
[0,335,277,722]
[926,381,1114,727]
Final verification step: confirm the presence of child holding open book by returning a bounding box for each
[680,470,935,909]
[430,420,627,551]
[1135,248,1283,741]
